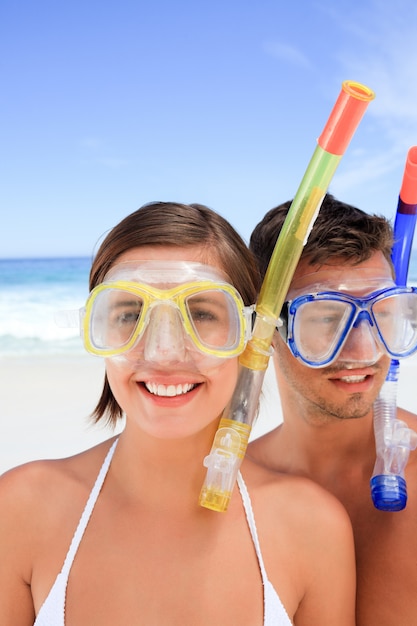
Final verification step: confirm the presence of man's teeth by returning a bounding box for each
[145,382,196,397]
[340,375,367,383]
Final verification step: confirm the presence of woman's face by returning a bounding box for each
[103,245,242,440]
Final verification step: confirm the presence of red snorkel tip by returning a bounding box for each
[318,80,375,156]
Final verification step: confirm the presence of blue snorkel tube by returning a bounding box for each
[371,146,417,511]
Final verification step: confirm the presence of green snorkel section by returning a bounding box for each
[200,81,375,512]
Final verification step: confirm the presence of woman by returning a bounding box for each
[0,202,356,625]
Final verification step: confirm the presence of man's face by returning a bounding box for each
[272,251,394,423]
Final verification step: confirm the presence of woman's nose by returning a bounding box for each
[143,304,187,363]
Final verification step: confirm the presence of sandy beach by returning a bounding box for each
[1,353,417,474]
[0,354,119,473]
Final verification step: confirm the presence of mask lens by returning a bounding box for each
[89,287,145,352]
[291,298,354,365]
[372,292,417,356]
[84,280,247,358]
[185,288,242,352]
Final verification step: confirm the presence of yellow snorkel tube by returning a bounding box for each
[200,80,375,512]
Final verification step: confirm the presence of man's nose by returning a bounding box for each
[338,311,383,365]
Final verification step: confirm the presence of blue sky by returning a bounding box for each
[2,0,417,258]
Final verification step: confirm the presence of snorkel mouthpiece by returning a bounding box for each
[371,362,417,510]
[201,421,250,511]
[370,475,407,511]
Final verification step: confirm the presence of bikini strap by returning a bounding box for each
[60,438,119,578]
[237,471,268,584]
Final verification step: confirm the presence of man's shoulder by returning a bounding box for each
[247,425,287,472]
[243,452,351,528]
[398,406,417,426]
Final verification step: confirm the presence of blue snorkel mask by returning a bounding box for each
[277,285,417,368]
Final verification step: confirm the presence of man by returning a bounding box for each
[248,194,417,626]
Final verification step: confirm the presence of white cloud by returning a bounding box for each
[330,1,417,124]
[263,41,312,69]
[316,0,417,195]
[334,149,396,191]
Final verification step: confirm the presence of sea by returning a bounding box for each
[2,252,417,358]
[0,257,92,357]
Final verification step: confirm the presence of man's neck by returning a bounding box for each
[248,408,376,493]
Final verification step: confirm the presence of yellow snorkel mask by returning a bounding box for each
[60,261,254,366]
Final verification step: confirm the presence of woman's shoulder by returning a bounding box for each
[0,436,118,577]
[240,458,356,622]
[0,437,117,518]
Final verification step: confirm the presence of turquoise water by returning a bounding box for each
[0,257,91,356]
[1,251,417,357]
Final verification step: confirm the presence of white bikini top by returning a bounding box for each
[34,439,292,625]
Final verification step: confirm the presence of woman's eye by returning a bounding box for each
[190,308,218,323]
[117,311,140,325]
[109,302,142,327]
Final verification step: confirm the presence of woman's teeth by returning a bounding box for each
[145,382,196,397]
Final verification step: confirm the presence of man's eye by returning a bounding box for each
[305,314,339,325]
[322,315,341,325]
